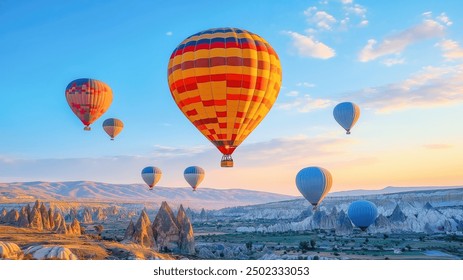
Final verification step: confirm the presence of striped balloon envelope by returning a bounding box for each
[348,200,378,231]
[65,78,113,131]
[333,102,360,135]
[167,28,282,167]
[184,166,205,191]
[141,166,162,190]
[295,167,333,210]
[102,118,124,140]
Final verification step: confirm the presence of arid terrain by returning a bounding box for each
[1,182,462,260]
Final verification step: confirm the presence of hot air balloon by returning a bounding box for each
[103,118,124,140]
[167,28,282,167]
[348,200,378,231]
[333,102,360,135]
[65,78,113,131]
[295,167,332,210]
[184,166,205,191]
[141,166,162,190]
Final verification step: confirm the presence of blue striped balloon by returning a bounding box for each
[184,166,205,191]
[348,200,378,231]
[141,166,162,190]
[333,102,360,134]
[295,167,332,209]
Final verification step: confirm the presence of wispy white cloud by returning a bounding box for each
[285,31,335,59]
[0,136,357,189]
[285,90,300,97]
[304,8,337,30]
[437,39,463,60]
[296,82,316,88]
[304,1,367,32]
[166,31,173,36]
[277,94,333,113]
[346,64,463,112]
[423,144,453,150]
[358,18,446,62]
[437,12,452,26]
[381,57,405,66]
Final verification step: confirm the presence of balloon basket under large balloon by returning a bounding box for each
[346,130,351,135]
[312,205,318,211]
[110,138,114,141]
[359,226,367,232]
[84,126,91,131]
[221,154,233,168]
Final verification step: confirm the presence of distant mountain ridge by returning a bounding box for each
[0,181,461,210]
[328,186,463,197]
[0,181,296,210]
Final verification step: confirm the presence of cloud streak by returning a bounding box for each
[437,39,463,61]
[277,94,333,112]
[358,19,446,62]
[345,64,463,112]
[285,31,335,59]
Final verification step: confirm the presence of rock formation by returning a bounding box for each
[130,210,156,248]
[336,210,353,235]
[152,201,180,251]
[123,219,135,240]
[176,205,195,254]
[66,218,81,235]
[24,245,78,260]
[0,241,22,260]
[39,203,51,230]
[93,207,107,221]
[0,208,6,222]
[3,209,19,224]
[29,207,43,230]
[82,208,93,223]
[1,200,80,235]
[53,212,68,234]
[17,206,30,228]
[124,202,195,253]
[388,204,407,222]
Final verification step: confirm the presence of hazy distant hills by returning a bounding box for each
[0,181,461,210]
[328,186,463,197]
[0,181,296,209]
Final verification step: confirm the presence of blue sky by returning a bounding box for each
[0,0,462,195]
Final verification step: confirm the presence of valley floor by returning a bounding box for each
[0,225,175,260]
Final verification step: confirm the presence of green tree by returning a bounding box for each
[310,239,316,249]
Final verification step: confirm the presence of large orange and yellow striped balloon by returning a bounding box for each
[167,28,282,167]
[65,78,113,131]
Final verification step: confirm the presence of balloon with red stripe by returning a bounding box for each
[167,28,282,167]
[65,78,113,131]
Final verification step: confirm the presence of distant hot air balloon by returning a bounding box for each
[184,166,205,191]
[141,166,162,190]
[333,102,360,135]
[295,167,332,210]
[167,27,282,167]
[65,78,113,131]
[103,118,124,140]
[348,200,378,231]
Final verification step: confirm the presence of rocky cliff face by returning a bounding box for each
[388,204,407,223]
[123,202,195,254]
[336,210,353,235]
[126,210,155,248]
[93,207,107,221]
[0,200,80,235]
[67,218,81,235]
[82,208,93,223]
[0,241,22,260]
[3,209,19,224]
[176,205,195,254]
[152,202,180,251]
